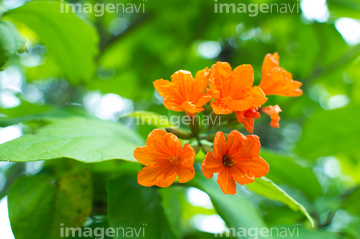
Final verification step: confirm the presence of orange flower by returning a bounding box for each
[209,62,267,114]
[235,108,260,133]
[261,105,282,128]
[154,69,212,116]
[134,129,195,187]
[259,53,302,97]
[201,130,269,195]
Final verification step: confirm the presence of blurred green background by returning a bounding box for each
[0,0,359,238]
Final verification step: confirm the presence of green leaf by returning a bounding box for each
[182,231,217,239]
[0,117,144,163]
[0,163,25,199]
[159,187,183,238]
[72,221,114,239]
[342,187,360,215]
[295,105,360,160]
[260,149,322,200]
[269,227,340,239]
[0,103,93,127]
[349,56,360,103]
[191,171,266,230]
[295,228,341,239]
[195,147,206,162]
[0,100,51,119]
[247,177,315,228]
[127,111,175,128]
[8,168,93,239]
[327,0,360,19]
[0,20,25,69]
[107,175,177,239]
[4,1,99,83]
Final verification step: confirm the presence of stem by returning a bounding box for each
[188,115,200,136]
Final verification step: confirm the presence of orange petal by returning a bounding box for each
[163,97,183,112]
[235,109,261,133]
[244,108,261,119]
[217,167,237,195]
[210,62,233,82]
[171,69,193,83]
[135,129,197,188]
[262,105,282,128]
[146,129,168,152]
[137,165,176,187]
[134,146,169,166]
[210,89,221,100]
[202,152,223,179]
[233,64,254,89]
[171,70,195,100]
[146,129,167,144]
[249,86,268,108]
[194,67,210,91]
[226,86,267,112]
[163,133,183,154]
[232,155,269,179]
[261,52,279,79]
[180,143,196,167]
[236,110,253,133]
[227,130,247,153]
[160,165,179,186]
[155,68,211,114]
[177,165,195,183]
[135,129,177,166]
[138,166,160,187]
[266,68,302,96]
[229,164,255,185]
[210,101,233,115]
[260,53,302,97]
[242,117,255,133]
[226,97,256,112]
[181,101,201,114]
[213,131,229,159]
[209,62,233,99]
[209,62,267,114]
[230,135,261,160]
[195,89,212,108]
[153,79,173,98]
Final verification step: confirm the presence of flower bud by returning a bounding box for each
[192,145,200,154]
[188,116,200,136]
[166,127,193,139]
[201,145,213,154]
[205,134,216,142]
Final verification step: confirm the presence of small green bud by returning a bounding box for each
[205,133,216,142]
[188,116,200,136]
[201,145,213,154]
[166,127,193,139]
[192,145,200,154]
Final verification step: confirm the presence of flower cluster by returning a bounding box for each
[134,53,302,194]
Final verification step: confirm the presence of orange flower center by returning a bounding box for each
[169,155,181,165]
[222,154,234,167]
